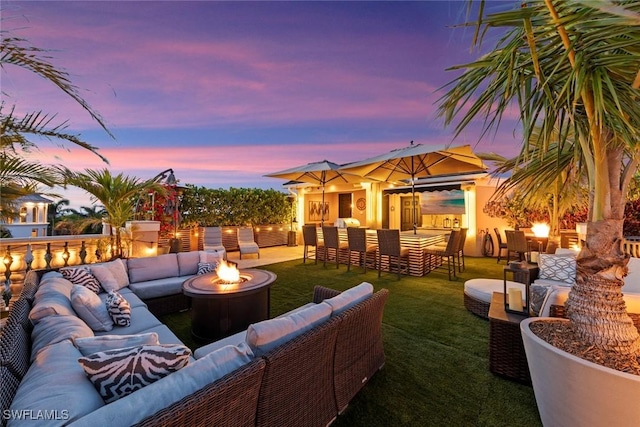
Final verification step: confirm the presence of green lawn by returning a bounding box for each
[161,256,542,427]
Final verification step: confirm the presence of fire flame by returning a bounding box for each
[216,260,240,283]
[531,222,550,238]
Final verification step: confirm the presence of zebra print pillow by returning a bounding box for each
[61,268,102,294]
[105,291,131,327]
[78,344,191,403]
[197,262,217,275]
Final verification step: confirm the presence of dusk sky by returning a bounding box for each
[3,1,520,208]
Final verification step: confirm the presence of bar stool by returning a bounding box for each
[376,229,410,279]
[456,228,468,272]
[346,228,377,273]
[321,226,348,268]
[302,225,320,264]
[424,229,461,281]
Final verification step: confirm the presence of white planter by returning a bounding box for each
[521,317,640,427]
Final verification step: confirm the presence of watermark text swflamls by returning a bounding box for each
[2,409,70,421]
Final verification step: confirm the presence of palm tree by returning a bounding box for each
[438,2,640,356]
[47,198,70,235]
[481,133,589,237]
[1,30,114,219]
[63,168,164,257]
[55,205,107,235]
[0,153,60,220]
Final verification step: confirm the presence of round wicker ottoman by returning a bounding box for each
[463,278,525,319]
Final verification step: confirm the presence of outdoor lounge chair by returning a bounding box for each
[238,227,260,259]
[203,226,227,260]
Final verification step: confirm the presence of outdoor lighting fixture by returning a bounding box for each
[287,194,297,247]
[503,264,530,316]
[61,242,71,267]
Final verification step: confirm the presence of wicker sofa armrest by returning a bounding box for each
[134,358,266,427]
[257,316,340,427]
[312,285,341,303]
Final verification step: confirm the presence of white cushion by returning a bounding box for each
[463,278,525,304]
[540,284,640,317]
[193,330,246,359]
[324,282,374,315]
[70,285,114,332]
[73,333,160,356]
[538,254,576,285]
[623,257,640,294]
[246,302,332,356]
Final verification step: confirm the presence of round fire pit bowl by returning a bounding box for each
[182,268,276,342]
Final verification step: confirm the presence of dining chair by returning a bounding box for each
[321,226,348,268]
[346,227,377,273]
[424,229,461,281]
[494,228,508,263]
[203,226,227,260]
[376,229,410,279]
[302,225,320,264]
[506,229,529,263]
[237,227,260,259]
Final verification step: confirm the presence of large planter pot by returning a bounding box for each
[521,317,640,427]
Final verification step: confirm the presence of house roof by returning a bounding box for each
[15,194,53,204]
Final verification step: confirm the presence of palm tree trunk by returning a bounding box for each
[566,219,640,355]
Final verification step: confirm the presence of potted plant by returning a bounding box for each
[438,1,640,422]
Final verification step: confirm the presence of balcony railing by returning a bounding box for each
[0,224,291,283]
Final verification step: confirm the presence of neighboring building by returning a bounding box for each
[1,194,53,238]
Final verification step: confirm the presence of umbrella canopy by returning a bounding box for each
[265,160,363,224]
[340,143,487,233]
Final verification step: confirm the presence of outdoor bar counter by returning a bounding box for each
[317,227,450,276]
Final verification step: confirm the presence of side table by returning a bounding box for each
[488,292,531,385]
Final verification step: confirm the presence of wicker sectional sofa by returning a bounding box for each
[1,253,388,427]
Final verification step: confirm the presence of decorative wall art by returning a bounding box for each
[419,189,465,214]
[309,201,329,222]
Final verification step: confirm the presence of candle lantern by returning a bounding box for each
[503,263,531,316]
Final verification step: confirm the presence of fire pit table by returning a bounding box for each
[182,268,276,342]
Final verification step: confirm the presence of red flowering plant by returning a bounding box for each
[153,185,180,239]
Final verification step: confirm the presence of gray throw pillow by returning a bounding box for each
[70,285,114,332]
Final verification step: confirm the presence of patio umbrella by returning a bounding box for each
[340,143,487,234]
[265,160,363,225]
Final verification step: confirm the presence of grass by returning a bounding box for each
[160,256,542,427]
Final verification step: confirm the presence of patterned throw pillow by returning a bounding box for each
[61,268,102,294]
[105,291,131,327]
[78,344,191,403]
[197,262,217,275]
[539,254,576,285]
